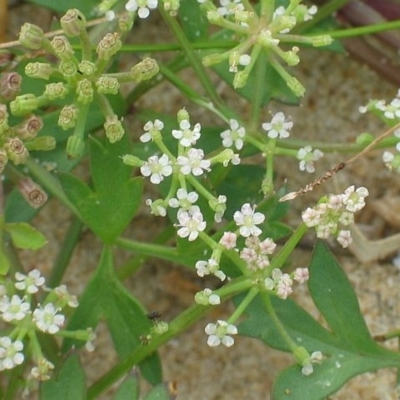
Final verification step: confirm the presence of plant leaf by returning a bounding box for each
[40,352,86,400]
[63,246,162,384]
[114,371,140,400]
[5,222,47,250]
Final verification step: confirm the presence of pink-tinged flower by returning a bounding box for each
[219,232,237,249]
[293,268,309,284]
[337,230,352,248]
[233,203,265,237]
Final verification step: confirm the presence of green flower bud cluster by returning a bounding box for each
[17,8,160,153]
[0,104,53,172]
[199,1,332,96]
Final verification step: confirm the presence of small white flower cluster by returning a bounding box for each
[359,89,400,120]
[297,146,324,173]
[262,112,293,139]
[205,319,238,347]
[264,267,309,300]
[302,186,369,248]
[125,0,158,19]
[0,269,92,380]
[301,350,323,376]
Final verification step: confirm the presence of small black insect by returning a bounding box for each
[147,310,161,321]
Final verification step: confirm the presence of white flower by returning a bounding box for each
[0,337,24,370]
[217,0,244,16]
[195,258,226,281]
[302,207,322,227]
[125,0,158,19]
[341,185,369,212]
[169,188,198,210]
[233,203,265,237]
[33,303,65,334]
[337,230,352,248]
[105,10,116,21]
[297,146,323,173]
[15,269,45,293]
[220,119,246,150]
[376,98,400,119]
[195,288,221,305]
[140,119,164,142]
[177,148,211,176]
[205,320,238,347]
[0,295,30,321]
[140,154,173,184]
[172,120,201,147]
[210,195,227,222]
[262,112,293,139]
[176,206,206,241]
[302,351,323,376]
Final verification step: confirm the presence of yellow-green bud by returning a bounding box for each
[44,82,69,100]
[76,79,93,104]
[51,36,75,61]
[177,108,189,123]
[95,77,120,95]
[233,70,249,89]
[287,76,305,97]
[10,94,39,116]
[0,104,9,135]
[118,12,134,33]
[25,62,53,80]
[66,135,84,159]
[25,136,56,151]
[60,9,87,37]
[59,60,78,78]
[122,154,142,167]
[58,105,79,130]
[78,60,96,76]
[4,137,29,165]
[104,115,124,143]
[0,148,8,173]
[311,35,333,47]
[19,23,44,49]
[130,58,159,82]
[96,32,122,61]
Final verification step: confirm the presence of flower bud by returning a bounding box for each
[16,115,43,140]
[51,36,75,61]
[4,137,29,164]
[0,149,8,173]
[233,70,249,89]
[0,104,9,135]
[58,105,79,130]
[17,178,48,208]
[130,58,159,82]
[96,32,122,61]
[60,9,87,37]
[58,60,78,78]
[118,12,134,33]
[78,60,96,76]
[66,135,84,159]
[44,82,69,100]
[10,94,39,116]
[0,51,16,70]
[76,79,93,104]
[122,154,142,167]
[177,108,189,124]
[0,72,22,101]
[19,23,44,49]
[95,77,119,94]
[98,0,118,13]
[287,76,305,97]
[311,35,333,47]
[25,136,56,151]
[104,115,124,143]
[25,62,53,80]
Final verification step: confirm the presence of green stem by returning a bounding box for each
[329,19,400,39]
[260,290,299,353]
[159,8,230,117]
[267,223,308,274]
[47,216,83,288]
[249,46,266,130]
[25,159,80,216]
[228,287,259,324]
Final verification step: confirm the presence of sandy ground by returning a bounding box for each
[7,3,400,400]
